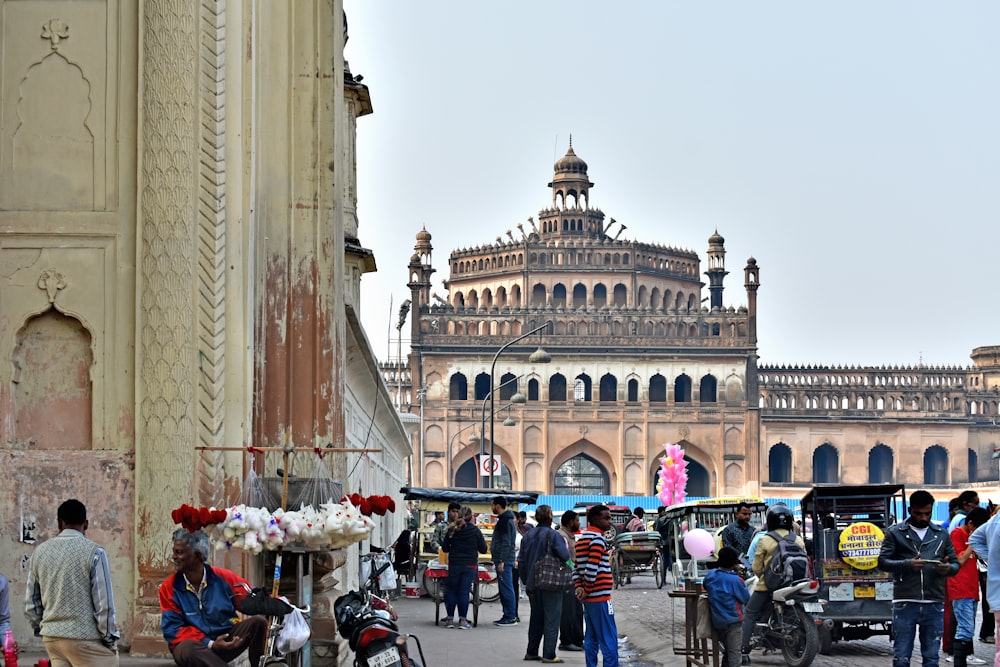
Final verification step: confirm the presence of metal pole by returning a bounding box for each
[488,322,550,489]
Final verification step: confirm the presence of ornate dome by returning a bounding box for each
[553,139,588,175]
[416,227,432,243]
[709,229,725,246]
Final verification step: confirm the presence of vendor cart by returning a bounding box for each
[661,497,766,589]
[422,561,496,627]
[400,486,540,612]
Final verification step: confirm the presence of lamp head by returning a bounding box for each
[502,416,517,427]
[528,347,551,364]
[469,433,480,444]
[510,392,527,404]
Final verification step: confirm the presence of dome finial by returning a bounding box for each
[569,133,573,150]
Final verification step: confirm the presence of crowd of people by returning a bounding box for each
[20,490,1000,667]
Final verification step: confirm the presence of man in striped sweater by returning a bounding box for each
[574,505,619,667]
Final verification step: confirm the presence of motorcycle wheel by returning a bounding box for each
[780,606,819,667]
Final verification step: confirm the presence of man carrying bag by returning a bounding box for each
[519,505,573,664]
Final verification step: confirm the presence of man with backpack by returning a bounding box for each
[740,504,808,664]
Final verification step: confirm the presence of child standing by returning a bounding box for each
[951,507,991,667]
[703,546,750,667]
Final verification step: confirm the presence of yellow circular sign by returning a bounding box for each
[838,522,885,570]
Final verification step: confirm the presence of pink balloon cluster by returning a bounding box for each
[657,442,688,506]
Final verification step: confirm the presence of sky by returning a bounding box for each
[345,2,999,369]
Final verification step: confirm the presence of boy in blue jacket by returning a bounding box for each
[704,546,750,667]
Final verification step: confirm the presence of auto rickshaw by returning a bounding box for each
[660,496,767,589]
[800,483,906,654]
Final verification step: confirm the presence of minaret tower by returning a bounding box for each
[407,227,435,336]
[706,230,728,310]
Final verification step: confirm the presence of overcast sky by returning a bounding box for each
[345,2,999,369]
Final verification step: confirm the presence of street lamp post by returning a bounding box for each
[488,322,552,489]
[471,375,527,488]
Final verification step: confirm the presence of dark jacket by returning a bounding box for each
[878,519,959,602]
[518,525,571,591]
[491,509,517,564]
[442,521,487,568]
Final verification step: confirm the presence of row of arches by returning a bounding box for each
[761,393,960,412]
[452,282,699,312]
[449,371,728,404]
[760,372,964,388]
[442,318,742,339]
[440,452,713,497]
[768,442,980,485]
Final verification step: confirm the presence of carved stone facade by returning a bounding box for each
[395,143,1000,498]
[1,2,409,660]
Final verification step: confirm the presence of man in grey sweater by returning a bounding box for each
[25,499,119,667]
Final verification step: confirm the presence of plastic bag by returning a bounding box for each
[277,607,311,654]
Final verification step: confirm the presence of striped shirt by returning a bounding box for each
[574,529,613,602]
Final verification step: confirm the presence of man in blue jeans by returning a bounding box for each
[491,496,518,625]
[878,489,959,667]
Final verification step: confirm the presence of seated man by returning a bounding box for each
[160,529,267,667]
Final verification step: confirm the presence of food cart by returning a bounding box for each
[660,496,767,589]
[800,484,905,654]
[399,486,540,624]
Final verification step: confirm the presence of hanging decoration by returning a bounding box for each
[657,442,688,506]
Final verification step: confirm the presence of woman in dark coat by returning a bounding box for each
[441,506,487,629]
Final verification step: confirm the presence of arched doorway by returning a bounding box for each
[454,457,511,489]
[554,454,609,495]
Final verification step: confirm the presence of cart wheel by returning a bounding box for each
[612,554,621,589]
[654,553,664,589]
[479,564,500,602]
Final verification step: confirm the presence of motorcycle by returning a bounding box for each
[745,575,823,667]
[334,584,425,667]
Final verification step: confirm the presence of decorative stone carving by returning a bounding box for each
[37,269,66,303]
[41,19,69,50]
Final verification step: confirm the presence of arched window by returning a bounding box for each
[549,374,567,402]
[474,373,491,401]
[769,443,792,483]
[868,444,893,484]
[449,373,468,401]
[499,372,518,401]
[699,375,717,403]
[555,454,609,495]
[528,378,540,401]
[627,378,639,402]
[813,444,839,483]
[924,445,948,485]
[674,374,692,403]
[573,283,587,308]
[599,374,617,402]
[553,284,567,307]
[969,448,979,484]
[574,374,592,402]
[649,374,667,403]
[613,284,627,307]
[594,284,607,308]
[531,283,547,307]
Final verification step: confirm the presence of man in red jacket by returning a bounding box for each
[159,530,267,667]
